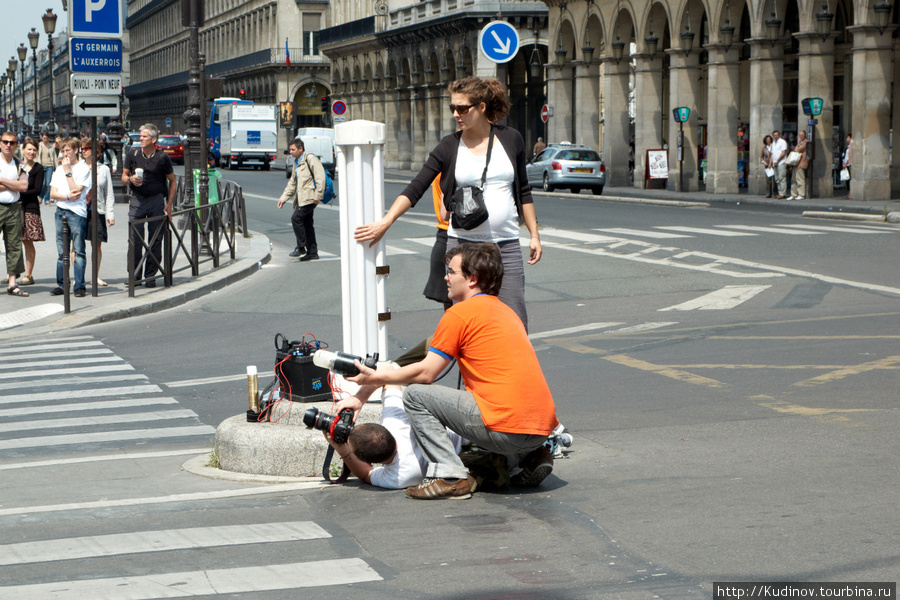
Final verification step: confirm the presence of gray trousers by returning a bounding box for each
[775,162,788,196]
[403,383,547,480]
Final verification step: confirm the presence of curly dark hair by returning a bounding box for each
[447,76,510,123]
[445,242,504,297]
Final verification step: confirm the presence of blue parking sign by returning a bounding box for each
[70,0,124,39]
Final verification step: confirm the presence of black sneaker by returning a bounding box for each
[511,446,554,488]
[74,288,86,298]
[289,247,304,257]
[50,287,64,296]
[299,253,319,262]
[144,279,156,288]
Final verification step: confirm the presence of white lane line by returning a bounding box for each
[0,409,200,433]
[406,236,442,247]
[0,522,332,565]
[0,425,217,450]
[386,244,417,255]
[716,225,825,235]
[655,226,756,237]
[0,304,65,330]
[0,356,124,371]
[0,559,382,599]
[659,285,772,311]
[0,481,326,516]
[0,337,100,351]
[595,227,692,239]
[606,322,679,334]
[0,364,135,380]
[540,227,623,243]
[0,385,162,405]
[529,322,625,340]
[0,374,147,392]
[774,223,889,234]
[0,397,179,418]
[164,372,273,388]
[0,348,113,362]
[0,448,207,471]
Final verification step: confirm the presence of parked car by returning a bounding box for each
[124,132,141,151]
[526,143,606,195]
[156,135,184,164]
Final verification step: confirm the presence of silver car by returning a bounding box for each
[526,143,606,195]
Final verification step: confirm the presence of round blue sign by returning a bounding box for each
[479,21,520,64]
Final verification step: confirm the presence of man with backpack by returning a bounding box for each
[277,137,325,261]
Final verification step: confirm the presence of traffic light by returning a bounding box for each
[239,89,246,100]
[321,95,330,113]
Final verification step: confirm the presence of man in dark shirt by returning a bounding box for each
[121,123,177,287]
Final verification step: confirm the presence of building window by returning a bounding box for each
[302,13,321,56]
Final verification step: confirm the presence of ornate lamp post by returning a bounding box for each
[28,28,39,133]
[17,44,27,135]
[7,59,17,133]
[1,74,6,128]
[873,0,893,34]
[42,9,57,133]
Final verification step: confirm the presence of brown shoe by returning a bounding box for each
[511,445,554,488]
[405,476,475,500]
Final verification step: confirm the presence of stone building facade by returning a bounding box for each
[541,0,899,201]
[124,0,330,149]
[319,0,549,170]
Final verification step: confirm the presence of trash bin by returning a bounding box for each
[192,167,220,206]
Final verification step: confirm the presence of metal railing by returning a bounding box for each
[126,175,249,298]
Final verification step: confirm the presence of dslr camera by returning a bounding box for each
[303,406,355,443]
[312,350,379,377]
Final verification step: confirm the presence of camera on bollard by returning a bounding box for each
[312,350,379,377]
[303,407,355,443]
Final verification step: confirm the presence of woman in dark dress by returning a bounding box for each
[19,137,45,286]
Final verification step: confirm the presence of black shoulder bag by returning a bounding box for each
[447,127,494,230]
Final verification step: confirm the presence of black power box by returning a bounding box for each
[275,351,332,402]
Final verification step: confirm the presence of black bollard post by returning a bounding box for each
[62,214,71,314]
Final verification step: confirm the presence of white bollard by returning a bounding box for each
[334,121,389,361]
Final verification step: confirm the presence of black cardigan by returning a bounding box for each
[400,125,533,217]
[20,163,44,215]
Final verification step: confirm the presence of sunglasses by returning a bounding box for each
[449,104,475,115]
[0,139,17,145]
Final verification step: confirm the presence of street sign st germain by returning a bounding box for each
[70,38,123,74]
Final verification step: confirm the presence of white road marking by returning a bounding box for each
[0,409,200,433]
[606,322,679,334]
[0,385,162,405]
[0,522,332,566]
[0,448,207,471]
[0,364,135,381]
[0,481,326,516]
[774,223,889,234]
[0,425,217,450]
[0,356,124,371]
[659,285,772,311]
[529,322,625,340]
[406,236,442,246]
[0,348,113,361]
[539,227,623,243]
[716,225,825,235]
[0,559,382,599]
[0,397,179,418]
[164,372,272,388]
[386,244,417,255]
[655,226,756,237]
[0,374,147,392]
[596,227,691,239]
[0,339,103,354]
[0,304,65,330]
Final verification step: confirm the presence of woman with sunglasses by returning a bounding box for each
[355,76,541,330]
[18,137,45,286]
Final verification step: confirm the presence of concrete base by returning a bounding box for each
[214,401,383,478]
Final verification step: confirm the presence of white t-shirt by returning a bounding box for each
[51,161,92,218]
[368,388,463,490]
[450,136,519,242]
[0,156,20,205]
[771,138,788,166]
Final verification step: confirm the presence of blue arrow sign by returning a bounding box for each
[479,21,520,64]
[69,0,124,38]
[70,38,123,73]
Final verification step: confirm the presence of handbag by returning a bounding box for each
[786,151,802,166]
[447,127,494,230]
[839,168,850,181]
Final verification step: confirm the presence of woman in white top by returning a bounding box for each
[81,139,115,286]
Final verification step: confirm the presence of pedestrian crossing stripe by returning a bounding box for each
[0,426,218,450]
[0,355,124,371]
[659,285,772,311]
[655,226,755,237]
[715,225,825,235]
[0,373,147,392]
[1,384,162,405]
[0,363,136,381]
[0,396,179,418]
[0,409,202,433]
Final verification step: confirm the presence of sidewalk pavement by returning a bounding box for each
[0,201,271,341]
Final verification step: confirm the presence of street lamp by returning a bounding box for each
[7,58,17,133]
[720,0,735,51]
[645,14,659,59]
[765,10,782,46]
[17,44,27,135]
[816,4,834,41]
[555,40,567,66]
[28,28,39,134]
[873,0,893,34]
[42,8,57,133]
[1,74,6,127]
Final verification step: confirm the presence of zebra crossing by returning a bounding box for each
[0,335,216,454]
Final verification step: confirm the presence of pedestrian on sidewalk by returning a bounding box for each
[18,138,45,287]
[0,131,28,297]
[121,124,176,287]
[771,130,788,198]
[532,136,546,158]
[760,135,774,198]
[842,134,852,193]
[50,138,92,297]
[82,139,115,286]
[789,130,809,200]
[277,137,325,262]
[38,132,57,205]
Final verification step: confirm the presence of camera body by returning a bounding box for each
[303,406,355,443]
[312,350,379,377]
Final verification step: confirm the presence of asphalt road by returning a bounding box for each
[1,168,897,599]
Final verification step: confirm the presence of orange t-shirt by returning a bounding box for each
[429,294,558,435]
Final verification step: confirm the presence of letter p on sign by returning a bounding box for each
[86,0,107,22]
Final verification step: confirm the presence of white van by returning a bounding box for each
[286,128,335,178]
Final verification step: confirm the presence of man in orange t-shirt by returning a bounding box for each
[341,242,558,500]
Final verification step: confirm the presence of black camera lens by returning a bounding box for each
[303,406,333,431]
[302,406,354,443]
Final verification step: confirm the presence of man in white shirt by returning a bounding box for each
[0,132,28,296]
[50,138,93,297]
[771,130,789,199]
